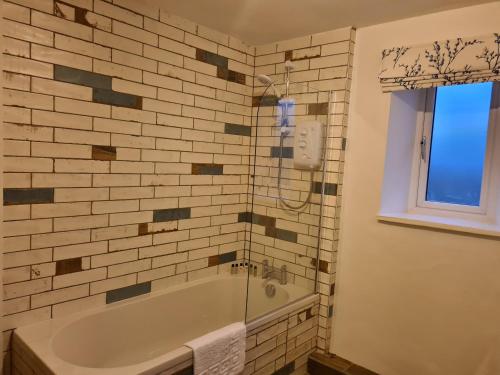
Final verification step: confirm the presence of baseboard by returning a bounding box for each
[307,352,378,375]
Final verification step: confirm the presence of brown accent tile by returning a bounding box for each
[330,283,336,296]
[208,255,219,267]
[92,145,116,161]
[217,67,246,84]
[227,70,246,84]
[138,223,149,236]
[217,66,228,80]
[74,7,93,27]
[285,50,293,61]
[139,223,178,236]
[191,163,223,175]
[55,258,82,276]
[318,260,329,273]
[290,51,321,61]
[196,49,228,68]
[252,95,279,107]
[308,102,329,115]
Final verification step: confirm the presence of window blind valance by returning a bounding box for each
[379,33,499,92]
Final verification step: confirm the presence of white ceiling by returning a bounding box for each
[153,0,493,45]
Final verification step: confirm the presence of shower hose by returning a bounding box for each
[277,132,314,210]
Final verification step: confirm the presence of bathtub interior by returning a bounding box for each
[45,277,309,371]
[52,277,246,368]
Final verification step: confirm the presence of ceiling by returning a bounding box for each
[152,0,493,45]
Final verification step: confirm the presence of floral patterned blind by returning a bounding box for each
[379,33,499,92]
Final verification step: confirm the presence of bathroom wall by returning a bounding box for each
[2,0,254,364]
[251,29,355,352]
[1,0,356,370]
[332,2,500,375]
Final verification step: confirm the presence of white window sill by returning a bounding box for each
[377,212,500,238]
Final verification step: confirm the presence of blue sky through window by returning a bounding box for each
[426,82,493,206]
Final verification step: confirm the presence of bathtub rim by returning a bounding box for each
[13,273,318,374]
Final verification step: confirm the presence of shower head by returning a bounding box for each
[257,74,273,85]
[256,74,282,98]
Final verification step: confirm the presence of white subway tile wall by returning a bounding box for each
[2,0,354,371]
[2,0,253,369]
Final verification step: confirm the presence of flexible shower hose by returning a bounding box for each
[277,132,314,210]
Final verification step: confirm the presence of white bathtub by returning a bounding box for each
[14,274,314,375]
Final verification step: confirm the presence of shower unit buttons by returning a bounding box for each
[293,121,323,170]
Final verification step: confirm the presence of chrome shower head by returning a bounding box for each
[256,74,282,98]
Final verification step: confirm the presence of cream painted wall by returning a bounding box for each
[331,3,500,375]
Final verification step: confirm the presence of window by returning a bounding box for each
[415,82,499,216]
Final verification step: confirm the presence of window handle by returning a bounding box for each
[420,136,427,161]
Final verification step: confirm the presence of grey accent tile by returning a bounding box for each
[313,182,338,196]
[54,65,111,89]
[195,49,228,68]
[238,212,251,223]
[328,304,334,317]
[271,146,293,158]
[191,163,223,175]
[153,207,191,222]
[4,188,54,206]
[265,227,298,243]
[224,123,251,137]
[93,88,142,109]
[252,213,276,227]
[238,212,277,228]
[208,251,237,267]
[218,251,237,264]
[106,282,151,304]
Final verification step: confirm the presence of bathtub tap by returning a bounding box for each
[262,260,287,285]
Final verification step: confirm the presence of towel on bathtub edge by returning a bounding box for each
[185,322,246,375]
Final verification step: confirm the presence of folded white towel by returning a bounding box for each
[186,322,246,375]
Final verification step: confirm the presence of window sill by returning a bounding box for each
[377,212,500,238]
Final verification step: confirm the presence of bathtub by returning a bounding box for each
[13,274,317,375]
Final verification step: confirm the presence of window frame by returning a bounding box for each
[408,83,500,220]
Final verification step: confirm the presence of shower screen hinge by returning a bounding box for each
[420,135,427,161]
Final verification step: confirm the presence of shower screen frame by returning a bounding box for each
[244,83,334,323]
